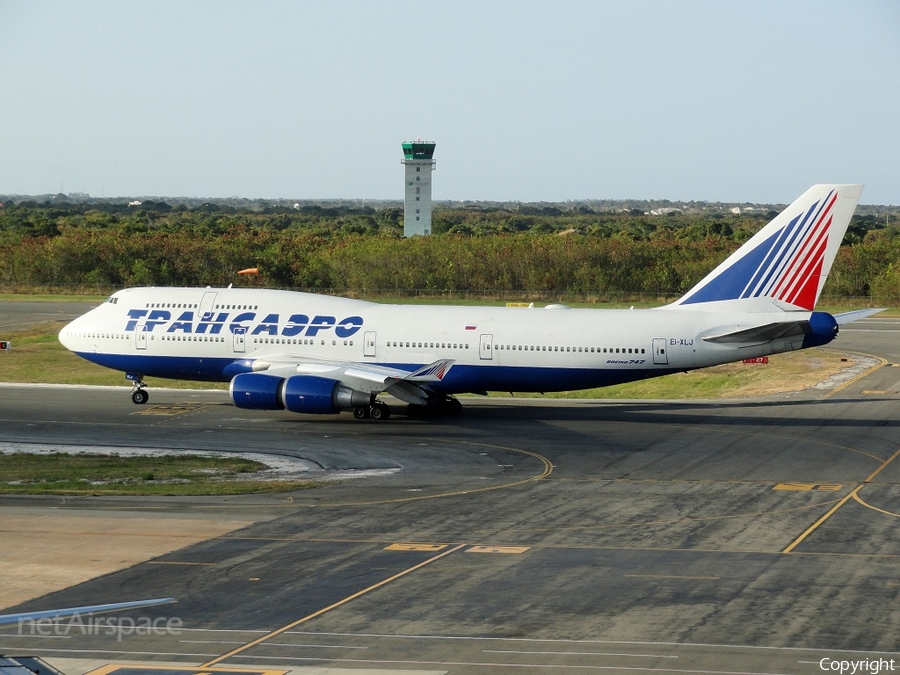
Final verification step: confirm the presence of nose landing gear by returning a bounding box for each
[126,372,149,405]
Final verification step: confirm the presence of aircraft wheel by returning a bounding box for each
[132,389,149,405]
[370,403,391,421]
[445,398,462,415]
[353,406,370,420]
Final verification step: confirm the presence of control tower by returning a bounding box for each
[401,140,436,237]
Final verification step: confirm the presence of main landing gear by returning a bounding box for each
[351,395,463,421]
[126,373,149,405]
[352,400,392,421]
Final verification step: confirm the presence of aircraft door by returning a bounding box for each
[364,331,376,357]
[479,334,493,361]
[135,323,147,350]
[233,327,246,353]
[652,338,668,365]
[199,291,217,320]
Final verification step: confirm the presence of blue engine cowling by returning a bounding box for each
[802,311,839,348]
[282,375,341,414]
[230,373,372,414]
[282,375,372,414]
[230,373,285,410]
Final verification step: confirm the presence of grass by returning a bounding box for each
[0,293,107,303]
[0,452,321,495]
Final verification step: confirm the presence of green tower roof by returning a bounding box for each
[402,141,436,160]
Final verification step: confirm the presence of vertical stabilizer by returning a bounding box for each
[673,184,863,310]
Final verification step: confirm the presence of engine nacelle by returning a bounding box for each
[282,375,372,415]
[230,373,285,410]
[802,311,839,348]
[230,373,372,415]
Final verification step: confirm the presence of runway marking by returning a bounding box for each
[783,446,900,553]
[385,542,448,551]
[131,405,200,416]
[625,573,720,581]
[467,545,530,554]
[318,440,553,507]
[198,542,468,667]
[817,351,887,401]
[192,653,800,673]
[861,390,888,394]
[483,648,678,659]
[515,497,845,535]
[773,482,842,491]
[852,492,900,518]
[87,666,285,675]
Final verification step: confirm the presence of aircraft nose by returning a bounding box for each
[58,319,76,350]
[58,315,87,351]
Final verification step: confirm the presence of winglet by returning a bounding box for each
[403,359,455,382]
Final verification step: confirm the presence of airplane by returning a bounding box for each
[59,184,879,421]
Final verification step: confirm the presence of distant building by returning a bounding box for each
[401,140,436,236]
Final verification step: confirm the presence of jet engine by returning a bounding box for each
[229,373,371,415]
[802,311,839,348]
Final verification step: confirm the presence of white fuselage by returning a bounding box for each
[59,287,813,394]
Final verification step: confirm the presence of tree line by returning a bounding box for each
[0,201,897,302]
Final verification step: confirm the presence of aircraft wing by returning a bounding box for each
[252,355,455,405]
[0,598,176,626]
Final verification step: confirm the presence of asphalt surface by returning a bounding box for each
[0,305,899,675]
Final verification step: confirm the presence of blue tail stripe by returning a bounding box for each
[686,191,832,306]
[740,210,806,299]
[680,229,781,304]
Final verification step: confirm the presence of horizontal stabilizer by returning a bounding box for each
[703,321,809,344]
[835,308,885,325]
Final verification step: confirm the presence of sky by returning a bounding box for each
[1,1,899,204]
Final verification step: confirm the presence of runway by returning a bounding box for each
[0,315,899,674]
